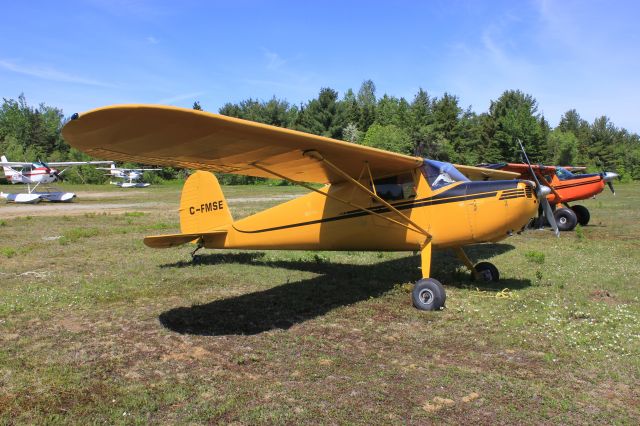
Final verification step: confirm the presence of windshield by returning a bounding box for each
[555,167,575,180]
[421,159,469,190]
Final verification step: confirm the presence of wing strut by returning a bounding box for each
[252,154,431,239]
[303,150,431,237]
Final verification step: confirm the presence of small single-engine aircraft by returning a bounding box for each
[96,163,162,187]
[478,161,618,231]
[0,155,113,203]
[62,105,558,311]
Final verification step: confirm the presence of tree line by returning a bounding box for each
[1,82,639,184]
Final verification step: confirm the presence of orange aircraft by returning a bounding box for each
[478,162,618,231]
[62,105,558,311]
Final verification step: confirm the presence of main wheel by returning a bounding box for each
[412,278,446,311]
[472,261,500,282]
[571,205,590,226]
[554,207,578,231]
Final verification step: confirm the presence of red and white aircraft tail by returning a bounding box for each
[1,155,19,182]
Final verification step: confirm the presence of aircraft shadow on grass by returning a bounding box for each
[159,243,529,336]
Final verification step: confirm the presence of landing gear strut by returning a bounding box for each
[190,237,205,260]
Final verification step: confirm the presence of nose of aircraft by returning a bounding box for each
[539,185,552,197]
[523,180,560,236]
[602,171,618,194]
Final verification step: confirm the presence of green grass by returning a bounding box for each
[524,250,545,264]
[58,227,100,245]
[0,183,638,423]
[1,247,17,258]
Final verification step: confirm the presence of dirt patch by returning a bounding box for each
[76,191,146,199]
[59,318,88,333]
[590,289,617,304]
[0,202,167,218]
[0,194,300,219]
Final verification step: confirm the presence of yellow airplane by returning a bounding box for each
[62,105,556,311]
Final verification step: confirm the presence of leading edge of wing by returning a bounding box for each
[61,104,423,184]
[455,164,521,181]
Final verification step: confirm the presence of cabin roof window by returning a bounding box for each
[421,159,469,190]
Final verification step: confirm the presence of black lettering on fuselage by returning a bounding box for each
[189,200,223,215]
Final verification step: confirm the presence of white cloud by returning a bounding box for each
[263,49,286,71]
[0,60,114,87]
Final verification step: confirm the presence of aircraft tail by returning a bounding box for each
[1,155,18,179]
[110,163,118,175]
[143,171,232,249]
[179,171,233,234]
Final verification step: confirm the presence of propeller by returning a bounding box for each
[517,139,560,237]
[601,171,618,195]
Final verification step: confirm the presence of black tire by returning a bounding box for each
[472,261,500,282]
[554,207,578,231]
[571,205,590,226]
[412,278,446,311]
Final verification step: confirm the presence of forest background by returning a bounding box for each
[1,80,638,184]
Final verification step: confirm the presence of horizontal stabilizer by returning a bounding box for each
[143,230,227,248]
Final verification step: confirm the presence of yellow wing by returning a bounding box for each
[62,105,423,184]
[454,164,521,181]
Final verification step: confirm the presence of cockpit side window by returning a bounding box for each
[555,167,574,180]
[372,173,416,202]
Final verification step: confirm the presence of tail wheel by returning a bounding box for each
[571,205,590,226]
[554,207,578,231]
[412,278,446,311]
[472,262,500,282]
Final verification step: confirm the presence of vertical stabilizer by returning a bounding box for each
[179,171,233,233]
[1,155,18,181]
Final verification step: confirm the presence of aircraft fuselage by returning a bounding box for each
[194,168,539,251]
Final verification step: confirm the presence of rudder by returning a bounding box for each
[1,156,17,180]
[179,171,233,234]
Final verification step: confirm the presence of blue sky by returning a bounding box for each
[1,0,639,132]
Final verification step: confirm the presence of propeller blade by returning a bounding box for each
[517,139,559,237]
[541,195,559,237]
[517,139,541,185]
[607,181,615,195]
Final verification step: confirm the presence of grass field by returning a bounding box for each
[1,182,638,424]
